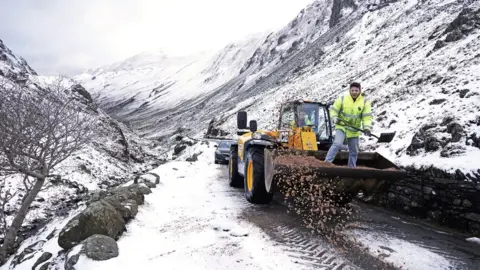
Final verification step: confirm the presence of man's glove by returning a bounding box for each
[364,129,371,136]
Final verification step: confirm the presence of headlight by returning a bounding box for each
[252,132,262,140]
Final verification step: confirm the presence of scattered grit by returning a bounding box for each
[273,155,398,268]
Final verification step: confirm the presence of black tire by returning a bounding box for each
[228,147,243,188]
[244,146,273,204]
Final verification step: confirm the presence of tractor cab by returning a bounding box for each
[277,100,333,150]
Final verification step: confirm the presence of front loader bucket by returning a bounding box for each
[264,149,405,204]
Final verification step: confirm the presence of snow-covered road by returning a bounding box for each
[74,142,308,269]
[72,142,479,270]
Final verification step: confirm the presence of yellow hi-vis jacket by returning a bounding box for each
[329,92,372,138]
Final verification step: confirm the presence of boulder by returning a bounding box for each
[58,184,152,250]
[65,235,119,270]
[103,196,139,221]
[81,234,119,260]
[57,200,126,250]
[446,122,464,143]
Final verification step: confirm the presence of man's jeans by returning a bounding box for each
[325,129,359,167]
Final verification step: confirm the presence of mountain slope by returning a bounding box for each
[75,33,269,135]
[76,0,480,176]
[0,38,164,259]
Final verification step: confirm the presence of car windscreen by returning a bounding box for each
[218,141,231,148]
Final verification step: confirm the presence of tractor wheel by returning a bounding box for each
[244,146,273,204]
[228,147,243,188]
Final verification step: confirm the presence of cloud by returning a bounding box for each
[0,0,314,75]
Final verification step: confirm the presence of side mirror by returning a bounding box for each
[214,145,218,148]
[237,111,247,129]
[249,120,257,132]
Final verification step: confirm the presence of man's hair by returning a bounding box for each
[350,82,361,90]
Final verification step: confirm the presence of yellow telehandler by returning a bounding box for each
[228,100,405,205]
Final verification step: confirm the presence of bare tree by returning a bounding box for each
[0,78,96,264]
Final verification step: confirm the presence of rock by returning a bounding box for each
[440,144,466,157]
[443,7,480,38]
[65,235,118,270]
[423,186,433,194]
[103,196,139,221]
[446,122,464,142]
[427,210,442,222]
[445,30,463,42]
[86,190,107,205]
[463,199,472,208]
[32,252,52,270]
[406,123,443,155]
[82,234,119,261]
[142,181,156,189]
[71,84,93,104]
[429,98,446,105]
[58,200,126,250]
[432,40,446,51]
[126,184,152,196]
[466,133,480,149]
[186,152,201,162]
[459,89,470,98]
[204,118,230,138]
[173,144,187,155]
[58,183,152,250]
[109,184,150,204]
[424,136,440,152]
[65,250,80,270]
[46,229,57,240]
[10,241,45,268]
[465,213,480,223]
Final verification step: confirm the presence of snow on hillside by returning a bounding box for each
[75,0,480,177]
[239,0,350,75]
[216,0,480,175]
[75,32,269,135]
[0,38,164,258]
[0,39,36,80]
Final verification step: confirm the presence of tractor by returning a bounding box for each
[228,99,405,205]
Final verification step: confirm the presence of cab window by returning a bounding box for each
[279,104,295,129]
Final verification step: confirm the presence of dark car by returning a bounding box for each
[214,140,232,164]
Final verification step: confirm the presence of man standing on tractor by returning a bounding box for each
[324,82,373,167]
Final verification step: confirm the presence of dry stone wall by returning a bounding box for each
[366,166,480,235]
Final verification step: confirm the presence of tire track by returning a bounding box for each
[216,163,395,270]
[272,225,357,270]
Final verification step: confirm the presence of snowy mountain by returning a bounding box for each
[0,39,36,81]
[0,38,164,259]
[75,0,480,178]
[75,33,269,138]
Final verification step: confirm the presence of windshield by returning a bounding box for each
[218,141,231,149]
[297,103,330,140]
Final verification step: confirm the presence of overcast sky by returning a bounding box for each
[0,0,314,76]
